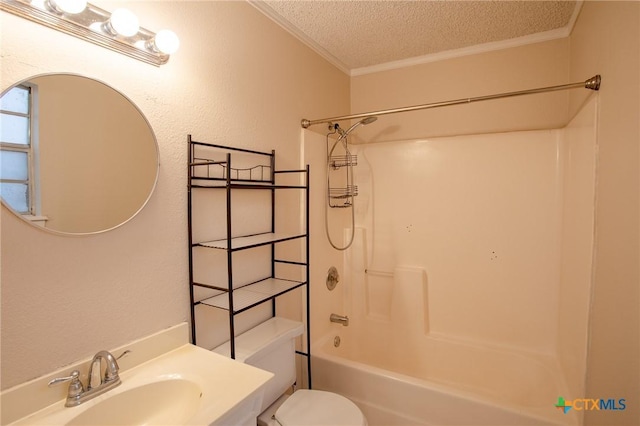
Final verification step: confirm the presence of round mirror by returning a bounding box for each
[0,74,159,235]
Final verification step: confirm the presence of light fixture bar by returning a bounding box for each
[0,0,174,66]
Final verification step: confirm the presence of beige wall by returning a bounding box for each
[351,38,571,143]
[569,2,640,425]
[0,1,349,389]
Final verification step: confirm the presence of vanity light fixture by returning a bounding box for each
[0,0,179,66]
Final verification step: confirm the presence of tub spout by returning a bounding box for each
[330,313,349,326]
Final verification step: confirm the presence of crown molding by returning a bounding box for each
[351,27,571,77]
[248,0,350,75]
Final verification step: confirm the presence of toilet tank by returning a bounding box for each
[213,317,304,412]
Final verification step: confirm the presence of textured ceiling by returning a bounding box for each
[252,0,580,75]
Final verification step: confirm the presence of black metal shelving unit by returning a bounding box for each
[187,135,311,387]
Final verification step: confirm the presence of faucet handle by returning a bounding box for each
[48,369,80,387]
[48,370,84,399]
[116,349,131,361]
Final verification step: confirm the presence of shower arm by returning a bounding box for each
[301,75,601,129]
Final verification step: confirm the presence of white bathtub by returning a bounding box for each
[311,329,578,426]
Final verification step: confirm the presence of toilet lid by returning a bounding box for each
[275,390,365,426]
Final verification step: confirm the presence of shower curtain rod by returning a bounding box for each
[300,74,601,129]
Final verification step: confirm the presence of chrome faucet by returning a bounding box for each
[88,350,120,389]
[48,350,129,407]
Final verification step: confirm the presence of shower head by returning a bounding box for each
[335,116,378,139]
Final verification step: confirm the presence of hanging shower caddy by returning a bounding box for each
[327,148,358,208]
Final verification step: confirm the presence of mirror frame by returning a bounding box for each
[0,73,160,236]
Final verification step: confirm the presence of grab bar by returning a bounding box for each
[365,268,394,277]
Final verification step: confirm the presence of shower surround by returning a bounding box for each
[309,96,597,425]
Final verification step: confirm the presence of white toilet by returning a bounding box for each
[214,317,367,426]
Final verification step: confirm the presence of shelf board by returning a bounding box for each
[199,277,305,312]
[190,182,306,190]
[197,232,306,251]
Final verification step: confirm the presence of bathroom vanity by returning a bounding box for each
[0,323,273,425]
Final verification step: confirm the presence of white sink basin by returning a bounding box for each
[67,379,202,425]
[10,344,273,425]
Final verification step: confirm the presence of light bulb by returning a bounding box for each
[154,30,180,55]
[48,0,87,14]
[109,8,139,37]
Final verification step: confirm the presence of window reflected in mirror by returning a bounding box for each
[0,84,36,215]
